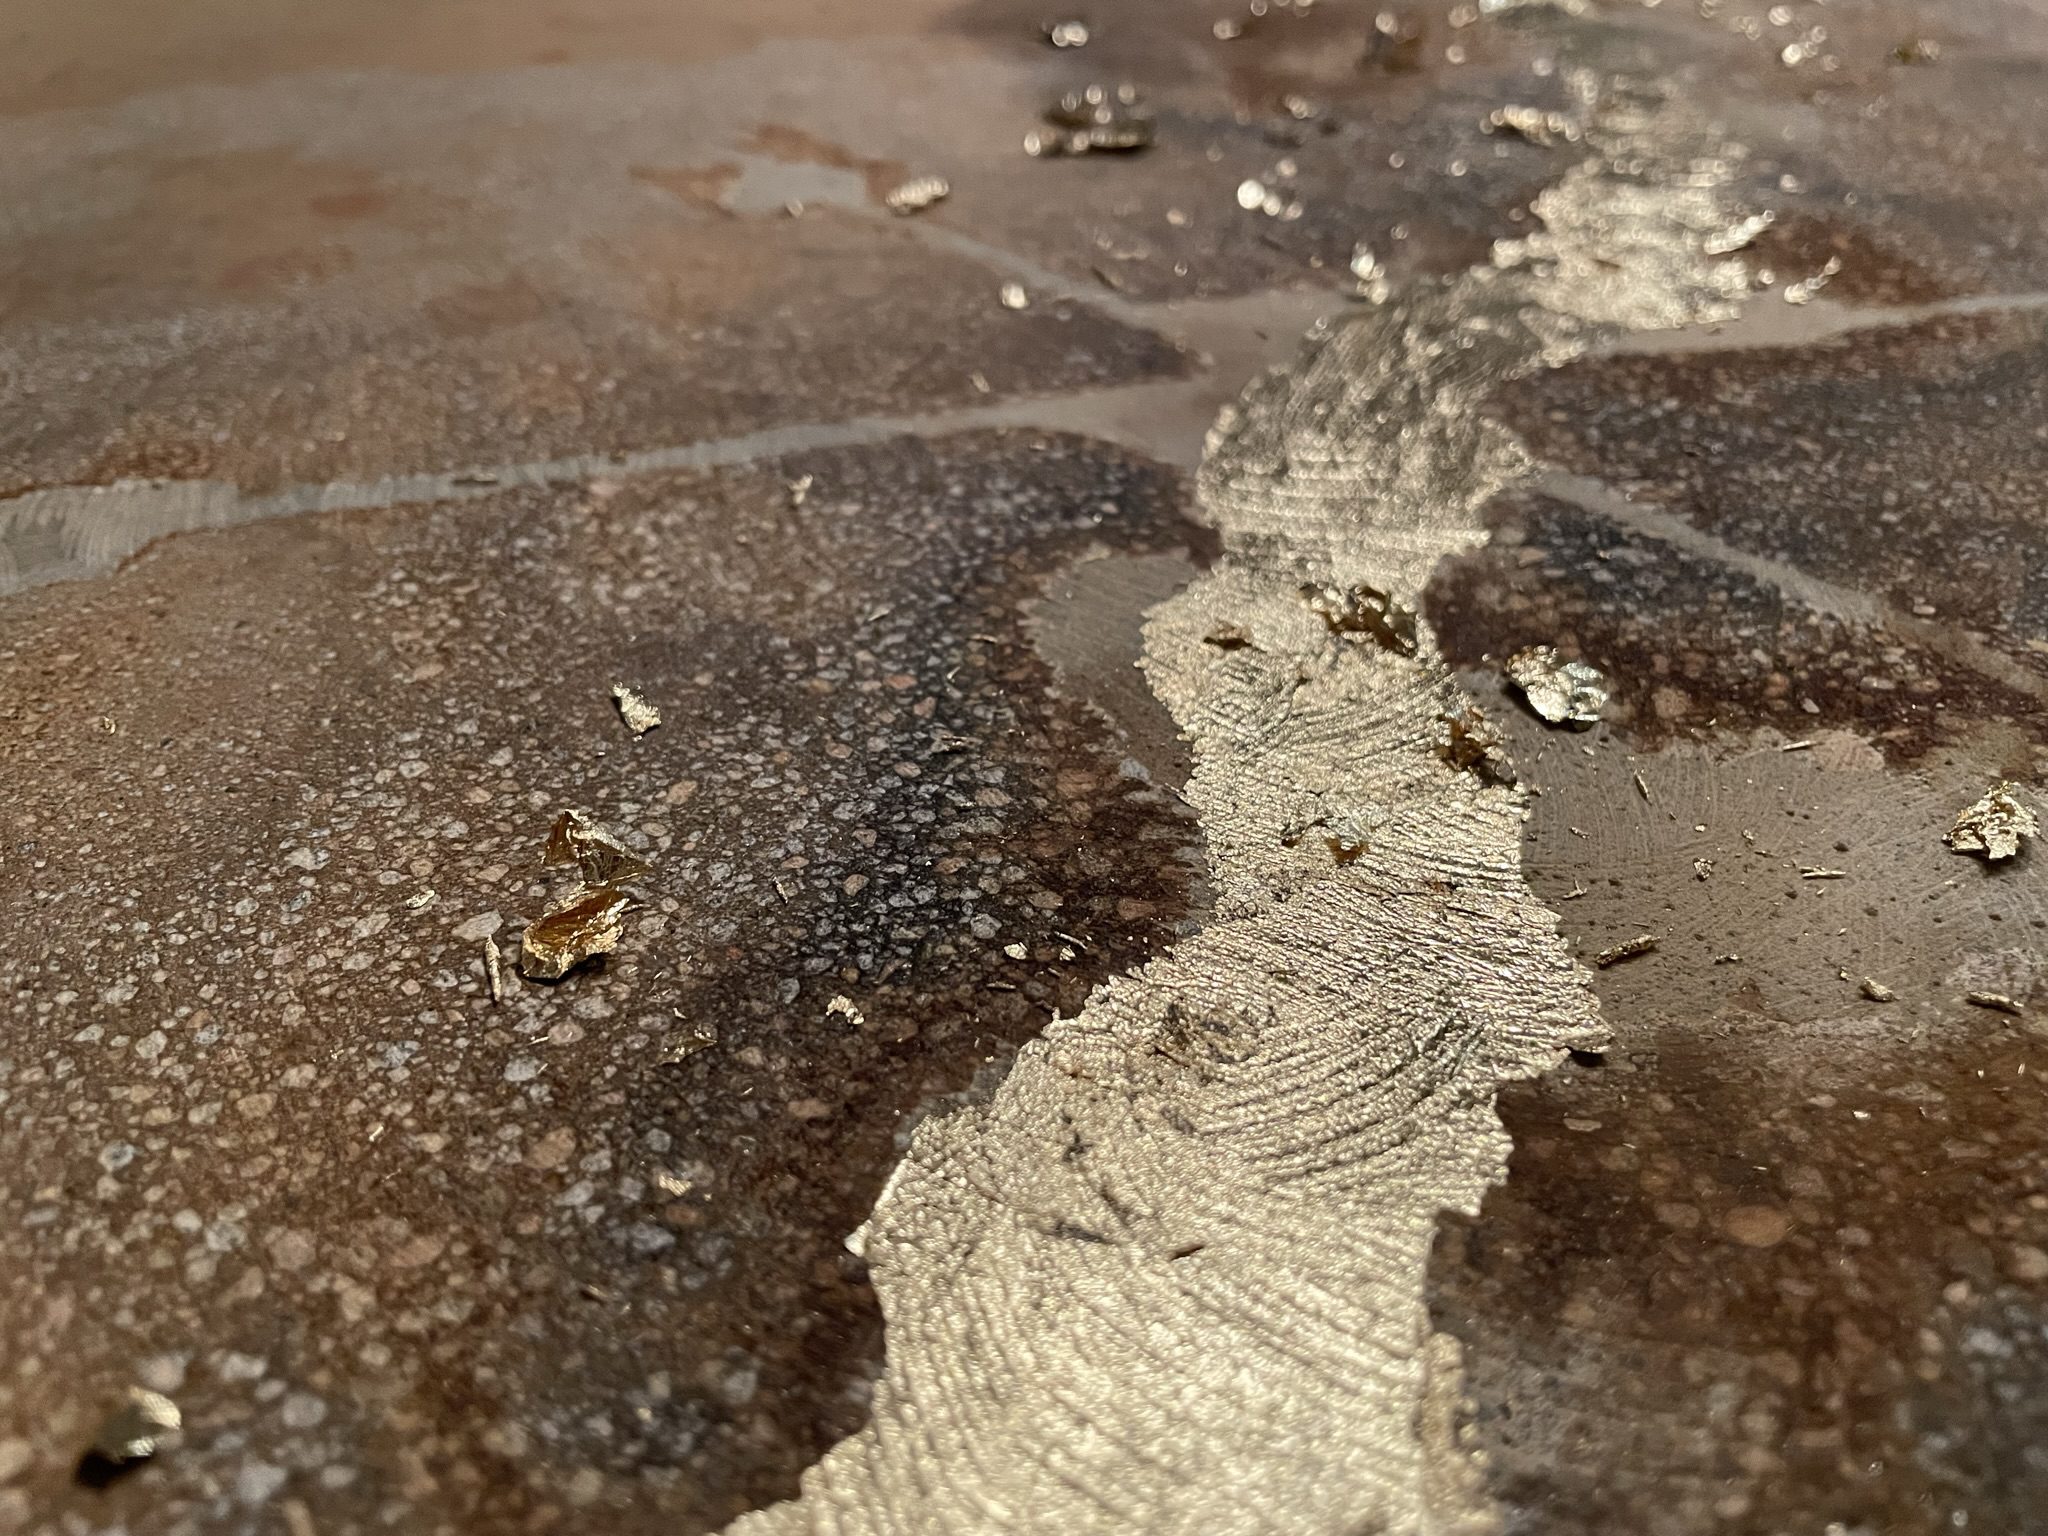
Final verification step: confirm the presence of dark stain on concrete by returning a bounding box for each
[1435,1014,2048,1536]
[1424,686,2048,1535]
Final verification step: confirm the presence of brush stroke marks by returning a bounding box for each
[733,75,1759,1535]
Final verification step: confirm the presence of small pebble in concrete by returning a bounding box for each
[1723,1205,1793,1248]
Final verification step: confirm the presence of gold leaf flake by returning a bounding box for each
[519,886,634,981]
[884,175,950,214]
[1504,645,1607,728]
[611,683,662,738]
[90,1387,182,1465]
[544,809,651,886]
[1593,934,1658,968]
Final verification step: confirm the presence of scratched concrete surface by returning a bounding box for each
[2,1,2046,1533]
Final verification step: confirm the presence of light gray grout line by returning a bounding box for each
[0,365,1250,598]
[1533,470,1882,625]
[1536,469,2048,706]
[1,277,1336,556]
[18,280,2044,598]
[287,367,1234,514]
[1592,288,2048,357]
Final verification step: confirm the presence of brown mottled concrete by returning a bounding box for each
[0,431,1209,1532]
[1428,710,2048,1536]
[3,0,2048,1532]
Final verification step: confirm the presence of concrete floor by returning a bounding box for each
[2,2,2046,1533]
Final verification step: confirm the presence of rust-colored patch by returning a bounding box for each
[422,276,551,340]
[0,0,965,117]
[217,243,355,292]
[74,423,221,487]
[307,188,392,221]
[1745,209,1958,307]
[0,149,423,319]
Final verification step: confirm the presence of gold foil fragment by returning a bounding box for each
[544,809,652,886]
[1304,581,1418,656]
[90,1388,182,1465]
[611,683,662,737]
[520,886,634,981]
[1504,645,1607,728]
[1945,784,2037,862]
[1593,934,1658,968]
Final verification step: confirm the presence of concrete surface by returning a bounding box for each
[1,1,2046,1533]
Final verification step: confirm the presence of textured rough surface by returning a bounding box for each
[4,0,2048,1533]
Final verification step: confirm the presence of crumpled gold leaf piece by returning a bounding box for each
[544,809,651,886]
[1435,704,1516,785]
[1304,581,1418,657]
[1504,644,1607,728]
[611,683,661,737]
[1945,783,2037,862]
[520,885,634,981]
